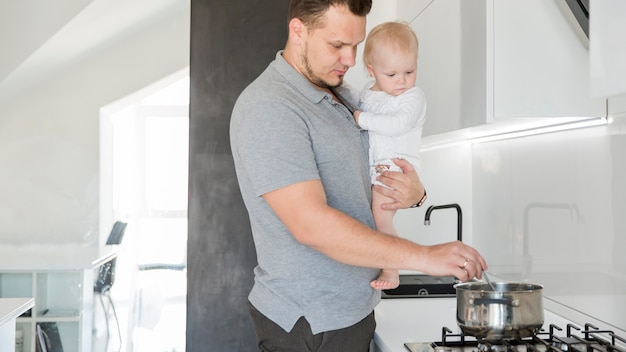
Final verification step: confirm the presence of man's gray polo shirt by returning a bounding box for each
[230,51,381,334]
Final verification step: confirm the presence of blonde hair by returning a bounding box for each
[363,21,418,67]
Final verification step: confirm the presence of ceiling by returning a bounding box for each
[0,0,188,101]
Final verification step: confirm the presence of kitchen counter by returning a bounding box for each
[0,298,33,328]
[0,298,34,351]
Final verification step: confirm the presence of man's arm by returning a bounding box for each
[262,179,487,281]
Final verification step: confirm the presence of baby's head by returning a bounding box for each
[363,21,419,96]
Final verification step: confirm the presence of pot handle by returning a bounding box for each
[473,297,514,306]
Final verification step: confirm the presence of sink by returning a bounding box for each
[383,203,462,298]
[381,274,458,298]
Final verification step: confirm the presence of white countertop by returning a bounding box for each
[0,298,34,327]
[0,244,118,270]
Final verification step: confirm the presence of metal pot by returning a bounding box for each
[454,281,544,341]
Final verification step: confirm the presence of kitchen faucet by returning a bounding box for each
[424,203,463,242]
[522,202,583,278]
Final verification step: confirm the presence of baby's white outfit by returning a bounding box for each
[358,82,427,185]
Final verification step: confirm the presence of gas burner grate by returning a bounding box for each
[413,323,626,352]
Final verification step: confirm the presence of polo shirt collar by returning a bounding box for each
[272,50,330,105]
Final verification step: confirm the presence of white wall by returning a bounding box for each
[0,9,189,245]
[394,100,626,333]
[470,114,626,332]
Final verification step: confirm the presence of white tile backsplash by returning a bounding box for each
[398,115,626,331]
[394,142,473,275]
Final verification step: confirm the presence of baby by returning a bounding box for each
[353,21,427,290]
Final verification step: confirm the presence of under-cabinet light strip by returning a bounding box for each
[467,117,609,144]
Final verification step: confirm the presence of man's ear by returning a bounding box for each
[289,18,306,45]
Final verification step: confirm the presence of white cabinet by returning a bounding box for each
[1,272,84,352]
[608,96,626,117]
[401,0,486,135]
[491,0,604,119]
[396,0,606,136]
[0,246,117,352]
[589,0,626,116]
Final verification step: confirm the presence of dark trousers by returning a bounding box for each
[248,301,376,352]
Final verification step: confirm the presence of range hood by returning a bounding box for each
[559,0,590,47]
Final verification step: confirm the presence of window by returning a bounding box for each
[100,67,188,352]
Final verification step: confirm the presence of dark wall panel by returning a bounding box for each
[188,0,287,350]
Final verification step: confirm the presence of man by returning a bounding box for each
[230,0,487,350]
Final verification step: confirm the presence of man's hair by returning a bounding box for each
[363,21,418,67]
[288,0,372,30]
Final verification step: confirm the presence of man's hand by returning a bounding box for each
[419,241,488,282]
[373,158,424,210]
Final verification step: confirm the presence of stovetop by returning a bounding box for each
[405,323,626,352]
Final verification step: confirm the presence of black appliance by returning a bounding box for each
[382,275,457,298]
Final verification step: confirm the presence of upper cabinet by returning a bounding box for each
[589,0,626,116]
[396,0,607,136]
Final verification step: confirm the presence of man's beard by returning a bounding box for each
[301,48,343,89]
